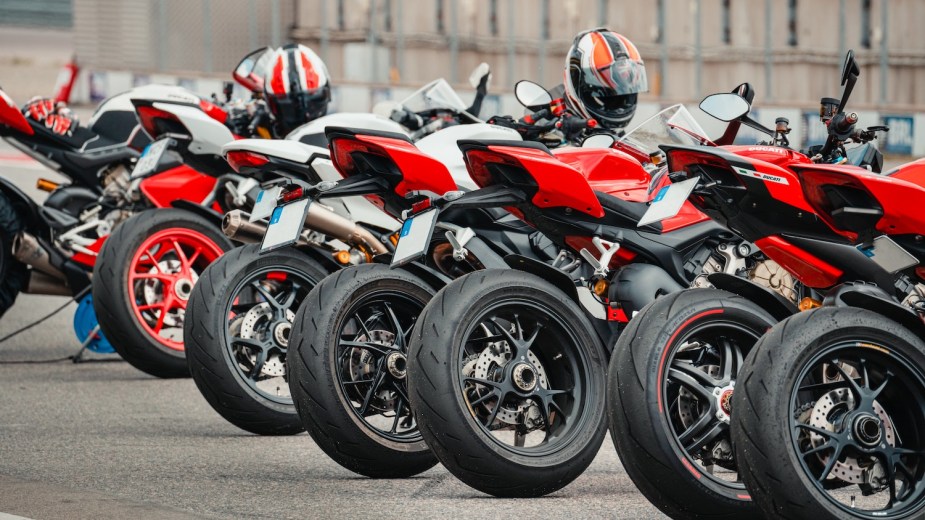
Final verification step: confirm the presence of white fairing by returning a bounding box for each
[151,102,235,156]
[415,123,522,190]
[91,85,198,125]
[286,112,408,143]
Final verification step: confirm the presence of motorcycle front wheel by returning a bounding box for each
[407,269,607,498]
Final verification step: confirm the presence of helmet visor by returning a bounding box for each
[585,58,648,96]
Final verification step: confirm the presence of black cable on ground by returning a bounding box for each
[0,287,93,365]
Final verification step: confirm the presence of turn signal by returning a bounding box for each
[592,277,609,297]
[333,250,352,265]
[798,297,822,311]
[36,178,59,192]
[388,232,399,247]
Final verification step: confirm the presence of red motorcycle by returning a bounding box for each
[610,50,924,520]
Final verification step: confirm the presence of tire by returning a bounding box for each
[407,269,607,498]
[0,192,28,318]
[607,288,778,519]
[288,263,438,477]
[732,307,925,520]
[185,244,330,435]
[93,208,232,378]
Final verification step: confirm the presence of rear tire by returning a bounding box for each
[0,192,27,318]
[288,264,438,477]
[733,307,925,520]
[407,269,607,497]
[185,244,330,435]
[93,208,231,378]
[607,288,777,519]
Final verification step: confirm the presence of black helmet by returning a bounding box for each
[263,44,331,134]
[564,28,648,130]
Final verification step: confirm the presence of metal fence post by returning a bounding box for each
[598,0,607,26]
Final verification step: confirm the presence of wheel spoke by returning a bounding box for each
[186,246,204,266]
[668,366,715,401]
[871,370,894,401]
[523,319,546,351]
[488,317,519,348]
[250,281,281,308]
[390,398,404,434]
[720,337,736,383]
[277,288,298,310]
[247,348,267,379]
[357,360,386,416]
[131,272,174,283]
[136,302,164,312]
[389,380,411,405]
[796,422,836,439]
[381,301,406,347]
[231,336,266,351]
[801,441,836,459]
[468,388,500,407]
[831,359,864,400]
[816,444,843,482]
[339,340,391,357]
[152,299,171,333]
[171,239,191,273]
[464,376,503,390]
[482,397,504,429]
[678,411,717,451]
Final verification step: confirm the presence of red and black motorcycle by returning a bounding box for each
[609,50,925,520]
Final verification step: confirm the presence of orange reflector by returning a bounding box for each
[798,297,822,311]
[333,250,352,265]
[36,178,59,192]
[592,278,609,297]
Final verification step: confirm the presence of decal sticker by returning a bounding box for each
[733,165,789,185]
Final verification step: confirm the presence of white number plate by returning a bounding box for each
[260,198,311,253]
[638,177,700,227]
[391,209,439,267]
[250,186,282,222]
[131,139,170,179]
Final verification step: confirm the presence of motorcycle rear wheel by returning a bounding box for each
[93,208,231,378]
[407,269,607,497]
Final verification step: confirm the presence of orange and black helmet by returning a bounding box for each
[264,44,331,134]
[564,28,648,130]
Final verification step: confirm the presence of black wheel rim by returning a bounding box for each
[336,291,423,443]
[789,341,925,518]
[662,320,761,492]
[457,299,590,456]
[225,266,315,404]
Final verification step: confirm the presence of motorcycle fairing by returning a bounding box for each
[0,89,33,135]
[139,165,218,208]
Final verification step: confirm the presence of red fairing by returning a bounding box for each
[887,157,925,187]
[0,90,34,135]
[725,145,812,170]
[802,163,925,236]
[355,134,458,197]
[754,235,842,288]
[199,99,228,124]
[553,147,708,231]
[139,165,217,208]
[484,145,605,218]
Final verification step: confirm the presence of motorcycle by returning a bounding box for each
[608,50,914,520]
[180,65,532,435]
[0,80,246,354]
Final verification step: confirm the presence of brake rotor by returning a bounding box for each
[234,301,294,378]
[345,329,397,413]
[466,339,548,426]
[805,386,896,484]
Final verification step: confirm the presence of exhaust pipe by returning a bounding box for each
[13,232,66,281]
[222,208,387,255]
[24,271,71,296]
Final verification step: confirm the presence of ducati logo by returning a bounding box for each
[746,146,785,154]
[733,166,789,185]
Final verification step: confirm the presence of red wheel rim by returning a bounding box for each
[127,228,224,351]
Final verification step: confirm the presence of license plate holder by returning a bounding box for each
[638,176,700,227]
[391,209,439,267]
[131,139,170,179]
[260,198,311,253]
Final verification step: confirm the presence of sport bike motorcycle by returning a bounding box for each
[607,50,915,520]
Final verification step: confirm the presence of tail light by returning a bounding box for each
[137,105,184,138]
[462,148,532,190]
[329,137,395,179]
[225,150,269,173]
[199,99,227,124]
[281,185,303,202]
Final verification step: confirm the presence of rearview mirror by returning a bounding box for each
[581,133,616,149]
[514,80,552,110]
[469,62,491,90]
[699,93,751,122]
[233,47,273,92]
[841,49,860,86]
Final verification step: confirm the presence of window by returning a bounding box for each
[436,0,445,33]
[489,0,498,36]
[861,0,872,48]
[787,0,798,47]
[722,0,732,44]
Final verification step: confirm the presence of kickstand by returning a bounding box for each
[71,324,100,364]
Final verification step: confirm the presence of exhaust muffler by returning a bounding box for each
[13,232,66,281]
[222,207,387,255]
[24,271,71,296]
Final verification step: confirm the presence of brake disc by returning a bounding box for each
[235,301,294,378]
[345,329,397,412]
[467,340,548,426]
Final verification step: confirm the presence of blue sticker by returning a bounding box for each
[141,143,151,156]
[269,206,283,224]
[653,186,669,203]
[399,218,413,238]
[858,245,875,258]
[256,191,264,202]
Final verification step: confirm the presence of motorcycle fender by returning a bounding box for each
[707,272,799,321]
[394,259,454,292]
[503,254,578,302]
[823,283,925,338]
[169,199,223,227]
[140,165,217,208]
[609,263,685,318]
